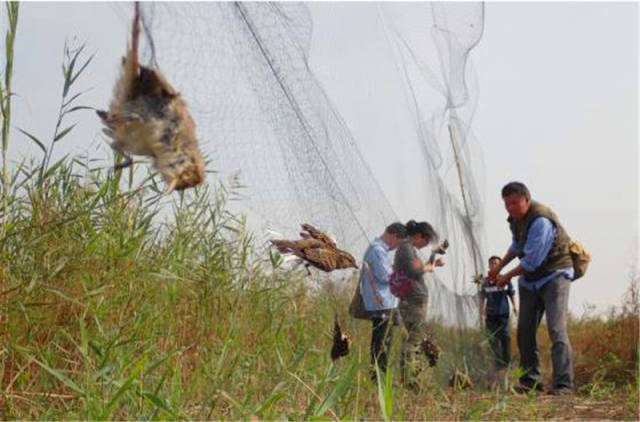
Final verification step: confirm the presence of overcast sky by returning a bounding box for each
[309,2,638,314]
[5,2,639,314]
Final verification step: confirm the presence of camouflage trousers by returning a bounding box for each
[399,297,428,386]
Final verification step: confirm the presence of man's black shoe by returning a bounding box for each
[513,382,544,394]
[547,386,574,396]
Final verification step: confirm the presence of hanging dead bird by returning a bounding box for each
[420,335,441,367]
[330,316,351,361]
[97,2,205,193]
[270,224,357,273]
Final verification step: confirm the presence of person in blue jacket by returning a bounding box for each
[490,182,575,395]
[360,222,407,378]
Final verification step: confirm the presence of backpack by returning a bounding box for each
[390,239,448,298]
[390,269,414,298]
[348,283,370,320]
[349,261,376,320]
[569,240,591,280]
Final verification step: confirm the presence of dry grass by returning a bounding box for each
[0,163,637,420]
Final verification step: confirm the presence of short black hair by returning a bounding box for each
[488,255,502,263]
[501,181,531,200]
[385,222,407,238]
[405,220,438,242]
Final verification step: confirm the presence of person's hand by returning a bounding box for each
[513,306,518,316]
[495,273,511,287]
[375,292,384,304]
[424,258,445,273]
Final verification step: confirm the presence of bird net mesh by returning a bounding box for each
[379,2,487,327]
[133,2,486,329]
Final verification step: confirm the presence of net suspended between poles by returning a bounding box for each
[380,2,487,327]
[134,2,486,327]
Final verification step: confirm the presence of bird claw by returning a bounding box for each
[165,178,178,194]
[96,109,108,121]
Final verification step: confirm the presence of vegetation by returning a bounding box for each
[1,154,637,419]
[0,10,637,421]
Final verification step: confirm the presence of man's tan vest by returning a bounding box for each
[508,200,573,282]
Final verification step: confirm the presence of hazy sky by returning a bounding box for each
[5,2,638,314]
[309,2,638,314]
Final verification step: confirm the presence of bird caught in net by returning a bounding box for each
[97,2,205,193]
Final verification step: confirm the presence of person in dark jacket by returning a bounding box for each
[479,256,518,369]
[490,182,575,395]
[394,220,444,389]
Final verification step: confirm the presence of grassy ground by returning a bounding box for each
[0,162,637,420]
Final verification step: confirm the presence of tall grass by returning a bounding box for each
[3,170,635,419]
[1,2,19,234]
[1,163,386,419]
[0,1,19,388]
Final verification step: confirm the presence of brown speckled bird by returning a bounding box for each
[420,335,441,367]
[330,316,351,361]
[300,223,336,248]
[97,2,204,193]
[270,224,357,273]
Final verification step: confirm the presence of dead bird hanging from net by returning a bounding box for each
[421,335,441,367]
[330,315,351,361]
[97,2,205,193]
[270,224,358,274]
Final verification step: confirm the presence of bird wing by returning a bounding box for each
[304,247,357,272]
[302,247,341,272]
[331,317,350,361]
[301,223,337,248]
[270,238,324,253]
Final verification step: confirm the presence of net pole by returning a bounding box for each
[447,116,483,333]
[447,119,481,277]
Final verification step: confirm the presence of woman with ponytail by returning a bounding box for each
[394,220,444,389]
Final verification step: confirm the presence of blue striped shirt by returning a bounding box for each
[359,237,399,311]
[481,279,515,316]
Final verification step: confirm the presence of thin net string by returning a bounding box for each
[380,3,487,327]
[131,3,487,329]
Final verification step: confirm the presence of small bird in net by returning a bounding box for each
[96,2,205,193]
[270,224,358,274]
[330,315,351,361]
[420,335,441,367]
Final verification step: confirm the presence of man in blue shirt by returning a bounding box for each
[360,222,407,378]
[480,256,518,369]
[490,182,575,395]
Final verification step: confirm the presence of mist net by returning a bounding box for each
[132,2,487,328]
[380,2,487,326]
[136,2,396,255]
